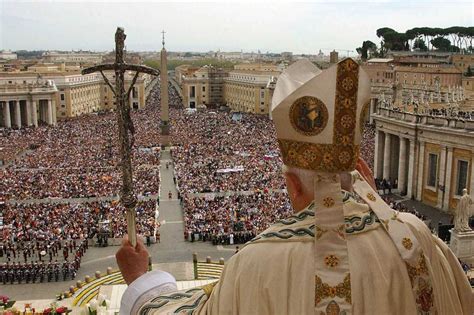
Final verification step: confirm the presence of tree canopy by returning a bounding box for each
[358,26,474,58]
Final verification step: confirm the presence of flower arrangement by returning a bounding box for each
[42,303,72,314]
[0,295,16,309]
[83,294,111,315]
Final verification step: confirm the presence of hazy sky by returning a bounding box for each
[1,0,473,54]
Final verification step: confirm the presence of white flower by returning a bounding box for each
[89,299,98,311]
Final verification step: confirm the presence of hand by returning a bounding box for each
[356,158,377,190]
[116,235,149,285]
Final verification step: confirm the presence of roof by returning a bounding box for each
[393,66,462,74]
[367,58,394,63]
[229,69,281,75]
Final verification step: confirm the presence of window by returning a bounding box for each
[202,86,205,92]
[427,153,438,188]
[61,94,65,101]
[456,160,469,196]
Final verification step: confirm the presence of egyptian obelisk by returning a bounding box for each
[160,30,170,147]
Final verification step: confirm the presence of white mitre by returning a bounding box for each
[272,58,370,172]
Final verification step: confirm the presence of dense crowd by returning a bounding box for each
[171,110,285,193]
[360,123,375,172]
[183,192,291,243]
[0,80,165,201]
[0,83,164,282]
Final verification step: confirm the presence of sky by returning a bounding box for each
[0,0,473,54]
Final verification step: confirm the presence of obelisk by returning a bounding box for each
[160,30,170,147]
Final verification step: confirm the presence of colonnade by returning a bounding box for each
[0,98,56,129]
[374,130,416,198]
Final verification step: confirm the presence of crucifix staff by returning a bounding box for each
[82,27,159,247]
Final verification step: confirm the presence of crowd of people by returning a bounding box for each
[171,110,286,193]
[0,239,88,284]
[1,105,161,200]
[360,123,375,172]
[182,192,292,243]
[0,83,164,282]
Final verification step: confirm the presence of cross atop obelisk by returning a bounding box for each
[82,27,159,246]
[161,30,166,49]
[160,30,170,147]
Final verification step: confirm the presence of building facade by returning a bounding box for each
[0,75,58,128]
[451,54,474,74]
[181,66,228,109]
[223,69,279,114]
[42,51,103,64]
[50,72,103,118]
[0,64,158,128]
[373,107,474,211]
[0,51,18,60]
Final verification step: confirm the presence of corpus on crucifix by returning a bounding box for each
[82,27,159,247]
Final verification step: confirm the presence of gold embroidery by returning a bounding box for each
[366,193,376,201]
[315,274,351,306]
[324,255,339,268]
[323,197,335,208]
[325,300,341,315]
[406,254,436,313]
[333,224,346,240]
[315,225,328,240]
[402,237,413,250]
[200,281,218,297]
[406,254,429,286]
[391,211,404,223]
[289,96,328,136]
[278,140,359,172]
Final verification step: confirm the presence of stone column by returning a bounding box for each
[31,100,38,127]
[383,132,392,180]
[3,101,11,128]
[442,148,453,210]
[437,146,447,208]
[407,140,416,199]
[374,130,383,179]
[14,100,21,129]
[47,99,53,125]
[25,100,31,126]
[398,137,407,194]
[369,98,375,124]
[52,100,57,125]
[416,141,425,201]
[470,151,474,197]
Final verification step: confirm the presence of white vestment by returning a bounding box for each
[121,193,473,314]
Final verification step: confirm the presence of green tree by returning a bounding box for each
[413,37,428,51]
[431,37,451,51]
[357,40,378,60]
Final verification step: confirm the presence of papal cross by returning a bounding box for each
[82,27,160,246]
